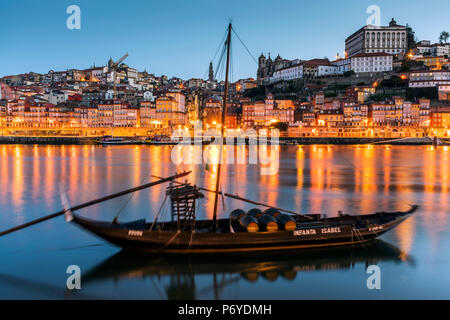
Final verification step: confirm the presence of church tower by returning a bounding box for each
[257,53,267,84]
[208,62,214,81]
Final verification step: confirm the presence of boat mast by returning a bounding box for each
[212,23,232,232]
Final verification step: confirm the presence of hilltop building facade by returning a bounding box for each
[345,18,408,57]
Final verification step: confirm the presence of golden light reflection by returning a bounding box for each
[296,146,304,190]
[394,215,416,258]
[31,145,40,201]
[12,146,25,223]
[383,146,392,196]
[310,145,325,213]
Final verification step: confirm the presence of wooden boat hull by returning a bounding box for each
[72,206,417,254]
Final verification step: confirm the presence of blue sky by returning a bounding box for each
[0,0,449,80]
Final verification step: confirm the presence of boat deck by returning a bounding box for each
[111,208,414,234]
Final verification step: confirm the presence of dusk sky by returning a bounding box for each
[1,0,449,80]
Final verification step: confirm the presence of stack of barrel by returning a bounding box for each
[230,208,296,233]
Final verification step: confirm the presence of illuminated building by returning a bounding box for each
[155,96,186,127]
[346,86,376,104]
[416,56,448,70]
[345,18,408,57]
[318,110,344,127]
[243,95,294,128]
[203,98,222,127]
[438,85,450,101]
[139,101,157,128]
[350,52,393,74]
[431,110,450,128]
[343,104,369,127]
[409,70,450,88]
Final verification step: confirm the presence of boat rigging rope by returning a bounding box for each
[231,27,258,65]
[188,226,195,251]
[112,164,155,223]
[202,27,229,80]
[149,194,168,231]
[214,41,227,81]
[352,227,367,248]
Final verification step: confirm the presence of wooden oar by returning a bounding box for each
[151,174,311,218]
[0,171,191,238]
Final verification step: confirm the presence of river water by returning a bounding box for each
[0,144,449,299]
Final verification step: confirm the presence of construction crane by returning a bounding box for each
[108,53,128,99]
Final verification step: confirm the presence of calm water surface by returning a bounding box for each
[0,144,449,299]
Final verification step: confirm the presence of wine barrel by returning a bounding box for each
[256,214,279,232]
[238,214,259,233]
[247,208,263,218]
[230,209,259,233]
[263,207,281,217]
[230,209,246,223]
[276,213,297,231]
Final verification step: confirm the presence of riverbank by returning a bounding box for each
[0,136,446,145]
[0,136,98,145]
[281,137,437,145]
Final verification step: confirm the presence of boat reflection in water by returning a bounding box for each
[81,240,412,299]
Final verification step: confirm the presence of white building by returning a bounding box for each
[350,52,393,74]
[331,58,352,74]
[409,70,450,88]
[43,90,69,105]
[143,91,155,101]
[105,89,114,100]
[345,18,408,57]
[166,91,186,113]
[415,40,432,55]
[317,63,339,77]
[431,43,450,57]
[414,41,450,57]
[85,67,106,81]
[270,64,304,83]
[269,59,341,82]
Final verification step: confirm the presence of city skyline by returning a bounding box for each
[1,0,449,80]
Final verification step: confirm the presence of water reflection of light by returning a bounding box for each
[147,146,170,210]
[310,146,325,213]
[383,146,392,196]
[133,146,142,191]
[354,147,362,193]
[421,147,444,251]
[361,146,376,193]
[204,146,219,218]
[12,146,25,223]
[294,147,305,215]
[296,147,304,190]
[424,147,436,194]
[0,146,9,204]
[82,145,91,204]
[31,145,40,201]
[69,146,78,203]
[394,215,416,258]
[325,146,333,190]
[438,149,449,227]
